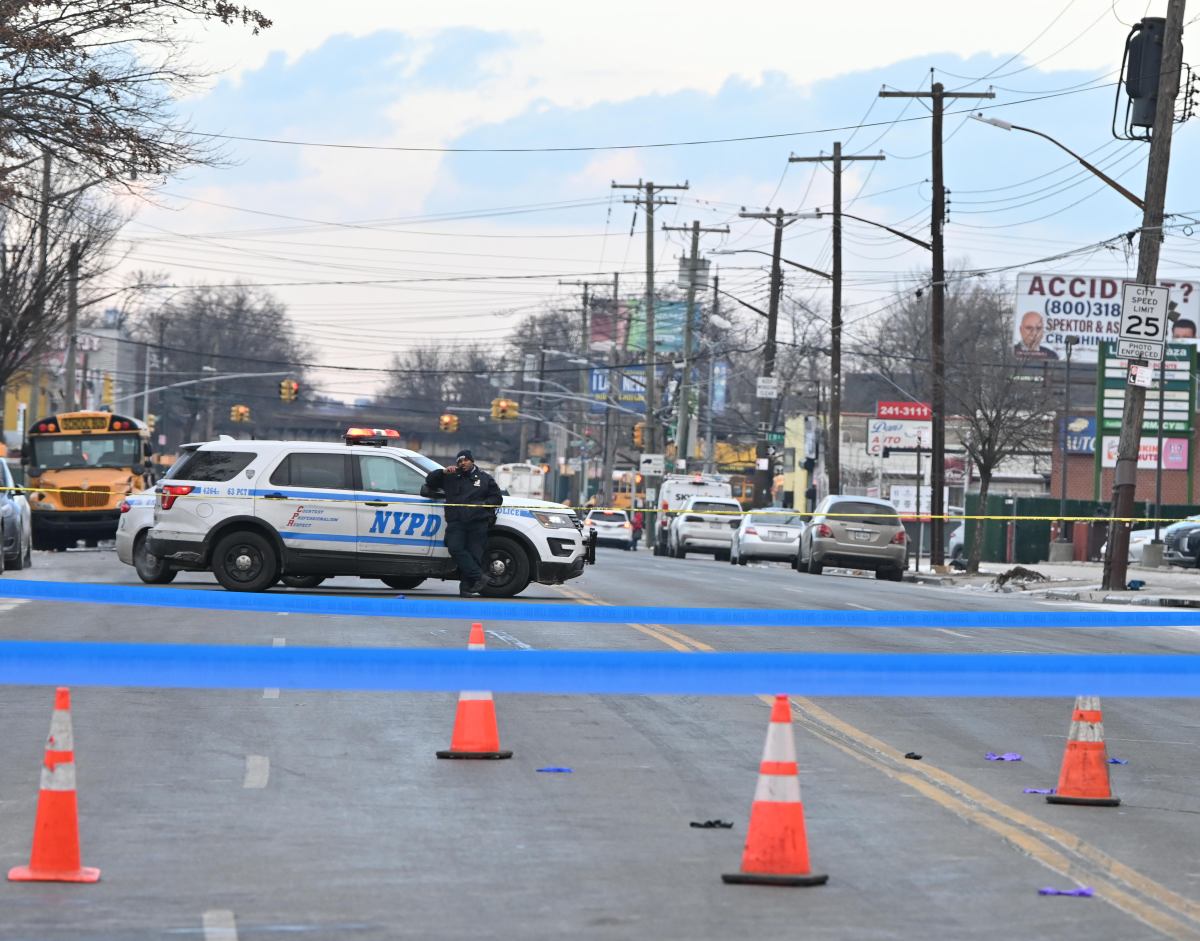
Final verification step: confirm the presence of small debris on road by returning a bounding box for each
[904,752,923,760]
[1023,788,1055,795]
[1038,887,1094,898]
[985,752,1023,761]
[536,767,573,773]
[689,820,734,829]
[1108,757,1128,765]
[993,566,1049,588]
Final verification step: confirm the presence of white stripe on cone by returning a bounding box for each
[47,710,73,752]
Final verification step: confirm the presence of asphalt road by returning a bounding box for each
[0,547,1198,940]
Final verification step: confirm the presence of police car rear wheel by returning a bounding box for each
[213,531,279,593]
[133,531,176,584]
[478,535,530,598]
[281,574,325,589]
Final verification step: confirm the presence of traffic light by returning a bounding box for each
[632,422,645,448]
[229,404,251,423]
[491,398,519,420]
[279,378,300,402]
[102,373,114,406]
[438,413,459,433]
[146,414,157,433]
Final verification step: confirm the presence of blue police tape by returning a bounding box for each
[0,642,1198,696]
[2,580,1200,629]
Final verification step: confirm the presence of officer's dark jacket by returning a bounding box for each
[425,466,503,524]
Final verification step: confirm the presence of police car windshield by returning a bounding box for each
[405,452,442,474]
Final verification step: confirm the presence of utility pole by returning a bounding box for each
[29,152,51,421]
[739,208,803,507]
[703,272,721,473]
[63,242,80,411]
[1104,0,1187,590]
[880,79,994,569]
[662,220,728,470]
[600,272,620,503]
[789,143,885,494]
[559,279,592,504]
[613,179,687,543]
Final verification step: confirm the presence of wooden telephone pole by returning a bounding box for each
[788,143,885,495]
[879,80,994,568]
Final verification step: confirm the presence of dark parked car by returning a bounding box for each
[1163,518,1200,567]
[0,460,32,570]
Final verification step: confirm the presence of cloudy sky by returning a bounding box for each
[108,0,1200,400]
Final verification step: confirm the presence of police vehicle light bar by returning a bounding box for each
[344,427,401,446]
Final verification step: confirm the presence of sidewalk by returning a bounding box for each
[909,559,1200,607]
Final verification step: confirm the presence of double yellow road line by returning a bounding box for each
[553,582,1200,940]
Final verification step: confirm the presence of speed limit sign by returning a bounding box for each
[1117,282,1170,361]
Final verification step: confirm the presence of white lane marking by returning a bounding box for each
[936,628,973,638]
[242,755,270,789]
[846,602,875,611]
[485,629,533,650]
[203,910,239,940]
[263,637,285,699]
[0,600,29,614]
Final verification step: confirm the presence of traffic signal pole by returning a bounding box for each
[1103,0,1187,590]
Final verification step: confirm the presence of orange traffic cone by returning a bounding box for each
[8,688,100,883]
[1046,695,1120,807]
[436,623,512,760]
[723,695,827,886]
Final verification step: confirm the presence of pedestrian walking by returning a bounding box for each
[426,450,504,595]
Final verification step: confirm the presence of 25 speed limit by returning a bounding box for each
[1119,282,1169,342]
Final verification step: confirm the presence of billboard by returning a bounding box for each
[588,367,647,414]
[589,298,629,351]
[866,419,931,457]
[1062,416,1097,454]
[1099,436,1189,470]
[1013,273,1199,363]
[1098,342,1195,434]
[625,300,703,354]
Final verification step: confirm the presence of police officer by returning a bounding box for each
[426,449,503,595]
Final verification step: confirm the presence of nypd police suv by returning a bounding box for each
[146,429,595,595]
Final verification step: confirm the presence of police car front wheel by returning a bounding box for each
[479,535,531,598]
[213,530,280,593]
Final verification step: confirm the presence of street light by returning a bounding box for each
[1057,335,1081,544]
[970,114,1145,211]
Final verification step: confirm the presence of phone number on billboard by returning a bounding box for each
[1040,299,1122,316]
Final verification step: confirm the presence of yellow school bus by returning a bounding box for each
[24,411,152,550]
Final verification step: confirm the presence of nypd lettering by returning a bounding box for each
[369,510,441,539]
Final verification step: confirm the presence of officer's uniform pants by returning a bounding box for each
[444,519,490,585]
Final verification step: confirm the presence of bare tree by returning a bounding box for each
[0,0,271,198]
[0,166,122,399]
[856,274,1055,572]
[130,283,308,443]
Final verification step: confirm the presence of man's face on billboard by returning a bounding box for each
[1020,312,1044,348]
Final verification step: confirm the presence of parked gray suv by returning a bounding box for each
[795,495,907,581]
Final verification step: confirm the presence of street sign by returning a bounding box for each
[1128,364,1154,388]
[867,419,931,456]
[1117,282,1170,361]
[1099,342,1195,433]
[766,431,785,444]
[639,453,665,476]
[876,400,931,420]
[756,376,779,399]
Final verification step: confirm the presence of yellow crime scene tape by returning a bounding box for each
[12,485,1191,526]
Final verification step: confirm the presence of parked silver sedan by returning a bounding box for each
[795,495,907,581]
[730,511,805,565]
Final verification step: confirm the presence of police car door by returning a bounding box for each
[354,452,443,564]
[257,451,357,562]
